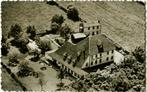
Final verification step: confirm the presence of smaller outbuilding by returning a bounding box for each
[71,33,86,43]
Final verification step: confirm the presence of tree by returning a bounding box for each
[50,22,61,34]
[60,24,71,40]
[17,60,34,77]
[7,47,21,67]
[2,34,7,43]
[67,5,79,21]
[11,32,29,54]
[37,37,51,55]
[57,70,64,82]
[51,14,64,25]
[9,24,22,38]
[2,43,10,56]
[132,46,145,63]
[26,25,36,40]
[56,70,67,90]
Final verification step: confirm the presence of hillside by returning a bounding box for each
[2,1,145,51]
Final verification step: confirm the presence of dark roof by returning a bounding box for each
[48,34,116,75]
[89,34,116,55]
[72,33,86,39]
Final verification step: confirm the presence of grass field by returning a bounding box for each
[2,1,145,51]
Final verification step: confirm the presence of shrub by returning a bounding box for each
[60,24,71,40]
[46,1,59,6]
[7,47,21,66]
[9,24,22,38]
[51,22,61,34]
[132,46,145,63]
[51,14,64,25]
[37,37,51,55]
[2,43,10,56]
[17,60,34,77]
[11,32,29,54]
[67,5,79,21]
[26,25,36,40]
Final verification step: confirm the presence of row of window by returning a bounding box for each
[86,56,114,67]
[88,26,99,30]
[60,64,80,78]
[92,53,102,59]
[106,56,113,61]
[107,50,114,55]
[92,50,114,59]
[92,31,99,35]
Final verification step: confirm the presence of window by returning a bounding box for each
[95,60,97,64]
[97,26,99,29]
[97,54,99,57]
[112,50,114,53]
[107,51,109,55]
[91,62,93,65]
[106,57,109,61]
[93,26,95,29]
[92,32,95,35]
[96,31,99,34]
[96,54,97,58]
[88,27,90,30]
[86,63,88,66]
[100,53,102,57]
[74,73,77,76]
[111,56,113,60]
[100,59,102,63]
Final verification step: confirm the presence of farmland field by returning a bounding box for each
[2,1,145,52]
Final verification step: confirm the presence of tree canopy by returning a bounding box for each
[9,24,22,38]
[51,14,64,25]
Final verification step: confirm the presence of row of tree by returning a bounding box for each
[50,14,72,40]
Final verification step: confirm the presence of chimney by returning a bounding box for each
[97,39,103,52]
[98,20,101,34]
[79,22,84,33]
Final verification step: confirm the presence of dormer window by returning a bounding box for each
[63,52,67,61]
[72,59,76,67]
[67,55,72,64]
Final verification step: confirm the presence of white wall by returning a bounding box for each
[114,50,124,65]
[82,50,114,68]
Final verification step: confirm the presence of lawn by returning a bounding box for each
[1,67,23,91]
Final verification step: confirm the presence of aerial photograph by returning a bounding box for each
[1,1,145,91]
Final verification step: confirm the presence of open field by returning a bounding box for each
[2,1,145,51]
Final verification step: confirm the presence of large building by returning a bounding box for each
[79,20,101,35]
[48,33,125,78]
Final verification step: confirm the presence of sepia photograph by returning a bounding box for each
[1,1,146,91]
